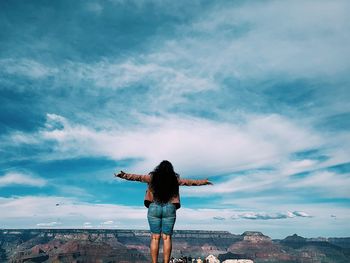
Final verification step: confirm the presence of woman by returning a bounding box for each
[114,160,212,263]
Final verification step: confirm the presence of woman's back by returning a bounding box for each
[149,160,179,204]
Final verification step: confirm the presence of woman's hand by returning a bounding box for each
[114,170,126,178]
[205,179,213,185]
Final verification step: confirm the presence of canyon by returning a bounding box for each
[1,229,349,262]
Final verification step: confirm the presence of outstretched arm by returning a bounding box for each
[114,171,151,183]
[178,177,213,186]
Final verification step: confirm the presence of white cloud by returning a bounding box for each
[182,170,276,196]
[10,132,40,145]
[216,193,349,238]
[0,58,58,79]
[170,0,350,80]
[3,0,349,120]
[5,112,348,201]
[83,222,93,228]
[0,196,146,220]
[101,220,114,225]
[2,1,349,106]
[10,111,349,201]
[37,221,62,227]
[99,220,120,228]
[0,57,216,109]
[24,113,321,177]
[293,211,311,218]
[236,211,312,220]
[183,168,350,200]
[286,171,350,198]
[0,172,46,187]
[86,60,216,93]
[213,216,225,220]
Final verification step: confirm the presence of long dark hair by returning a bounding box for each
[149,160,179,203]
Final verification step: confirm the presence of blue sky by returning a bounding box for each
[0,0,349,238]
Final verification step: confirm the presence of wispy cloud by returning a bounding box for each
[101,220,114,225]
[171,0,350,80]
[236,211,312,220]
[0,57,215,104]
[37,221,62,227]
[287,170,350,198]
[7,112,322,176]
[0,58,58,79]
[0,172,46,187]
[83,222,93,228]
[99,220,119,228]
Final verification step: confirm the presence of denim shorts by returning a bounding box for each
[147,202,176,235]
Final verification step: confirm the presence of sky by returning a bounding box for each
[0,0,349,239]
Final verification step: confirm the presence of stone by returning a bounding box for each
[222,260,254,263]
[206,254,220,263]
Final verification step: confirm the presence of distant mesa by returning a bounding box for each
[282,233,307,243]
[280,233,307,249]
[241,231,272,243]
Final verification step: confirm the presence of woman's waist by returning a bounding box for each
[152,200,175,206]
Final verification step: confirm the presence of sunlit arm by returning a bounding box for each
[178,178,213,186]
[114,171,151,183]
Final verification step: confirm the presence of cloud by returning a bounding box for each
[171,0,350,80]
[0,196,145,220]
[0,58,58,79]
[220,211,312,220]
[287,171,350,198]
[292,211,312,218]
[101,220,114,225]
[219,193,349,222]
[36,221,62,227]
[8,112,349,202]
[1,0,349,136]
[0,58,215,103]
[8,112,322,177]
[0,172,46,187]
[237,211,312,220]
[99,220,119,228]
[181,155,350,198]
[83,222,93,228]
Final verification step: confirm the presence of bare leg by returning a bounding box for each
[150,233,161,263]
[162,233,172,263]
